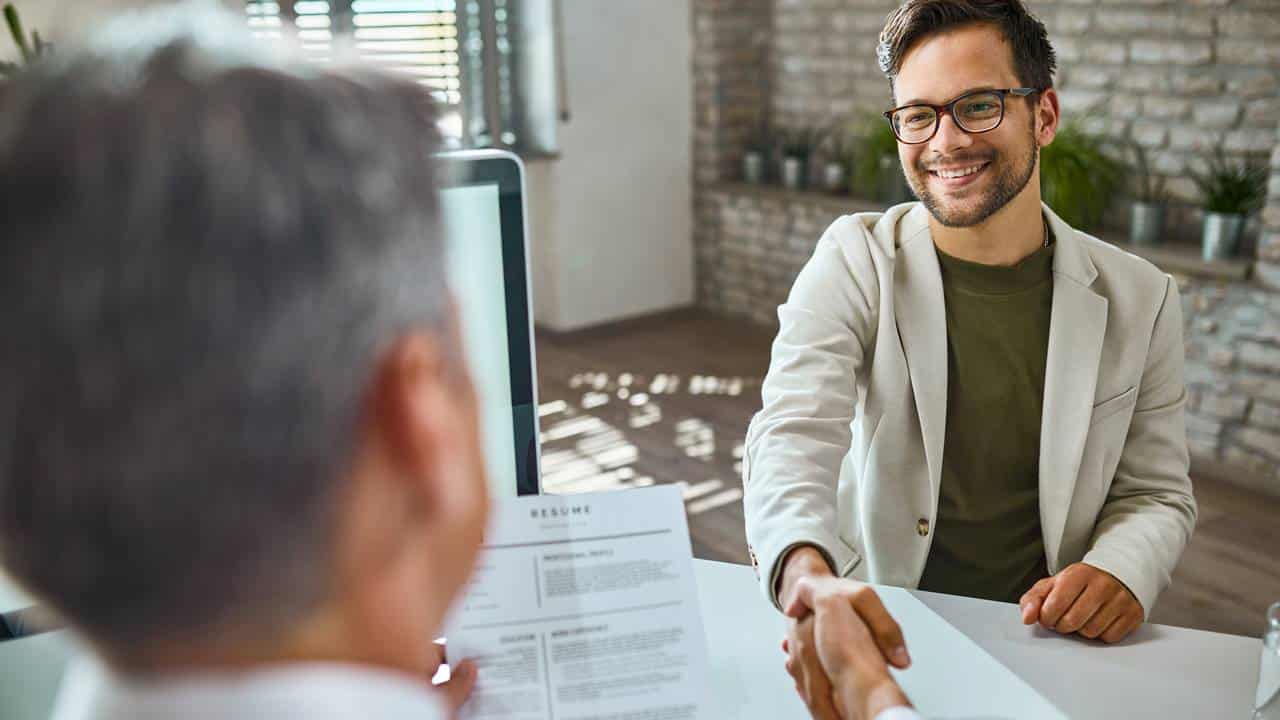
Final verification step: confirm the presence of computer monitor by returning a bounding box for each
[437,149,542,498]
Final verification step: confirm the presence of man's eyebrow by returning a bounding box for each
[898,85,1001,107]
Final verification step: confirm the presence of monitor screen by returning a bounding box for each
[438,151,540,498]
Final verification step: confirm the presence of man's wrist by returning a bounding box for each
[777,544,834,608]
[851,676,912,720]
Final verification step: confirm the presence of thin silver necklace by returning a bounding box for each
[1042,222,1050,248]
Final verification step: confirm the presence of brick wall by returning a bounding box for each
[1258,125,1280,289]
[1182,276,1280,492]
[693,0,773,309]
[765,0,1279,205]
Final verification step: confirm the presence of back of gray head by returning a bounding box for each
[0,6,448,655]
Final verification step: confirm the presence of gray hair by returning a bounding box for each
[0,8,448,657]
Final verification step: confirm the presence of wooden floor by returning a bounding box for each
[536,309,1280,638]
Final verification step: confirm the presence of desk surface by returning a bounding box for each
[693,559,1261,720]
[0,561,1263,720]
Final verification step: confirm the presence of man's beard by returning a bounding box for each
[906,123,1039,229]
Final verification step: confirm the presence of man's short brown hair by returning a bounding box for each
[877,0,1056,95]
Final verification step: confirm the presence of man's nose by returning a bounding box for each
[928,112,974,159]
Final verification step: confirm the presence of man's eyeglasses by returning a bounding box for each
[883,87,1041,145]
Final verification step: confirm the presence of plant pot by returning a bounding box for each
[743,151,764,184]
[782,156,806,190]
[822,161,846,193]
[878,155,912,204]
[1202,212,1245,261]
[1128,201,1166,246]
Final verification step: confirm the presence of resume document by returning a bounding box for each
[444,485,710,720]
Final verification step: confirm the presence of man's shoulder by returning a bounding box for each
[1069,229,1174,302]
[821,201,923,257]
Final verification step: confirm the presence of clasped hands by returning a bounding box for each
[780,548,1143,720]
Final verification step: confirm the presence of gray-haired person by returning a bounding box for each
[0,9,488,719]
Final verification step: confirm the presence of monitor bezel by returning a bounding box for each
[437,149,543,497]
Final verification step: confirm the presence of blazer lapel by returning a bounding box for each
[1039,203,1108,571]
[894,205,948,510]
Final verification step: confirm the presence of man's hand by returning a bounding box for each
[777,546,839,719]
[782,576,913,720]
[430,641,478,717]
[784,613,841,719]
[1019,562,1145,643]
[778,545,836,609]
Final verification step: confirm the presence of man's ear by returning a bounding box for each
[1036,87,1061,148]
[367,332,457,521]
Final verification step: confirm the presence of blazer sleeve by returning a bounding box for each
[1082,275,1198,618]
[742,216,880,610]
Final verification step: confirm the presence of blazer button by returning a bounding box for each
[917,518,930,537]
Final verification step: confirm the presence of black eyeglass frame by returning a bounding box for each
[882,87,1042,145]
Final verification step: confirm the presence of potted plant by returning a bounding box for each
[778,127,819,190]
[1125,139,1170,246]
[1189,148,1267,261]
[742,131,767,185]
[853,116,911,204]
[819,125,855,194]
[1,3,50,79]
[1039,117,1123,231]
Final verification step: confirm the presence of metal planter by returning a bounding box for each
[782,156,806,190]
[822,161,846,193]
[1202,212,1245,261]
[1128,201,1166,246]
[743,151,763,185]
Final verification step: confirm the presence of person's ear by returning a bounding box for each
[369,332,460,522]
[1036,88,1061,148]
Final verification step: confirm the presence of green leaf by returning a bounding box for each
[853,114,899,196]
[1188,146,1267,215]
[1040,118,1124,230]
[4,3,31,63]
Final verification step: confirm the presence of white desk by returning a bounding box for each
[693,559,1261,720]
[1,572,77,720]
[1,561,1263,720]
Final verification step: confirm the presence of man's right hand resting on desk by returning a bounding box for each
[778,546,922,720]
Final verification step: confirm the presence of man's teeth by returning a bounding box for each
[934,163,987,179]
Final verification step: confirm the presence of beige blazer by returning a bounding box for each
[742,201,1196,617]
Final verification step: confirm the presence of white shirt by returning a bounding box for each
[61,659,448,720]
[875,706,922,720]
[49,653,920,720]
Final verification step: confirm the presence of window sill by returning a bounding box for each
[706,182,1256,284]
[1108,241,1252,283]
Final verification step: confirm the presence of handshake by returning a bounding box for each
[779,547,915,720]
[778,546,1146,720]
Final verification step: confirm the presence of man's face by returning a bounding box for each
[892,24,1046,228]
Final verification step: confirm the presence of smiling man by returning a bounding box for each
[741,2,1197,718]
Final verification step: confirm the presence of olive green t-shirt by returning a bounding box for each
[916,239,1055,604]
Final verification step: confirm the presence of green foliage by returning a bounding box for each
[777,126,821,161]
[1189,147,1267,215]
[2,3,50,77]
[1124,138,1169,204]
[742,130,769,155]
[1039,118,1124,230]
[852,115,899,196]
[822,122,856,166]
